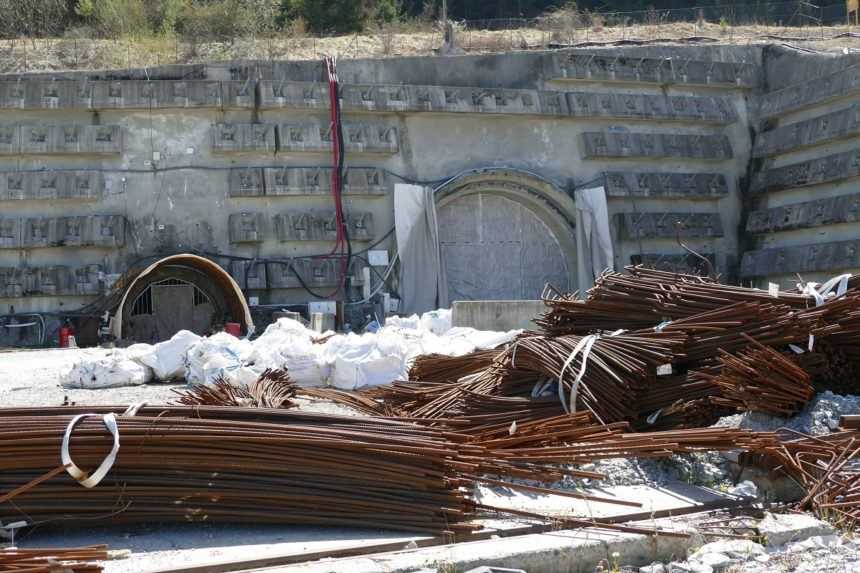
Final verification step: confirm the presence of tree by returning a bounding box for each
[281,0,398,34]
[0,0,69,38]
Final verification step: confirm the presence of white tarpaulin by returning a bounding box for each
[394,184,449,315]
[574,186,614,296]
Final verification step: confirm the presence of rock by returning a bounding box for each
[787,534,840,553]
[758,511,835,547]
[696,552,736,570]
[728,480,758,498]
[667,563,712,573]
[640,564,666,573]
[690,539,765,561]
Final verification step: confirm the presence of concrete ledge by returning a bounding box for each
[452,300,544,331]
[268,527,695,573]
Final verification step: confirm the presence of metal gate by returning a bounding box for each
[437,192,570,301]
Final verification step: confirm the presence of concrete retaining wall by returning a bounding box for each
[3,44,860,343]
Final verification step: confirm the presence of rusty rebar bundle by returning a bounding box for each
[691,335,814,417]
[0,546,107,573]
[172,369,297,409]
[0,406,485,535]
[538,266,819,336]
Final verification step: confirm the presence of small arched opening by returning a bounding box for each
[112,254,252,343]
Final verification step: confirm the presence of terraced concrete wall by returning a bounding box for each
[15,44,860,342]
[746,48,860,288]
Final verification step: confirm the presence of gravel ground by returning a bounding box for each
[627,534,860,573]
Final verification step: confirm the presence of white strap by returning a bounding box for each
[558,335,600,414]
[61,413,120,489]
[801,273,852,306]
[800,273,852,350]
[122,402,147,416]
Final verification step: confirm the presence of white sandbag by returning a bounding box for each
[248,318,330,386]
[185,331,255,385]
[198,352,261,387]
[384,314,420,330]
[137,330,201,380]
[444,327,521,350]
[61,353,152,389]
[419,309,452,335]
[328,331,409,390]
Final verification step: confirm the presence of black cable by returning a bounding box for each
[332,68,353,299]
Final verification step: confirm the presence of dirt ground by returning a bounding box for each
[2,22,860,74]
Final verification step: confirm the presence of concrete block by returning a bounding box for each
[741,240,860,278]
[230,260,267,290]
[74,265,103,295]
[747,192,860,234]
[56,216,88,247]
[267,258,340,289]
[211,123,276,153]
[567,92,737,124]
[451,300,544,331]
[278,122,399,154]
[752,149,860,193]
[0,171,102,201]
[0,218,20,248]
[0,81,26,108]
[581,132,733,160]
[266,167,331,196]
[604,171,729,198]
[18,124,121,155]
[1,172,31,200]
[630,253,715,275]
[617,212,724,239]
[0,266,26,297]
[223,80,254,108]
[88,80,230,109]
[0,125,20,154]
[261,167,387,197]
[551,53,756,88]
[258,80,329,109]
[63,171,103,200]
[12,215,124,248]
[754,105,860,158]
[538,91,569,116]
[0,264,102,297]
[274,211,374,242]
[344,168,387,196]
[228,167,266,197]
[758,513,835,547]
[20,217,56,248]
[89,215,125,247]
[228,213,266,243]
[758,62,860,120]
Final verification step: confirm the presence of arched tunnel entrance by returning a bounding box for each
[111,254,253,343]
[435,169,577,301]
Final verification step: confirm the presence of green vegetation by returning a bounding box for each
[0,0,848,40]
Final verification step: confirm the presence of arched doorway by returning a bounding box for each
[111,254,253,343]
[435,169,576,301]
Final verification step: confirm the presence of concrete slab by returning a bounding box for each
[17,523,426,573]
[475,482,738,520]
[452,300,545,331]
